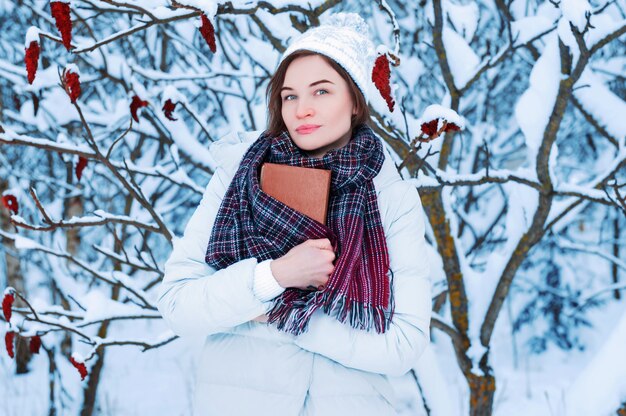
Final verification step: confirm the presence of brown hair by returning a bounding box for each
[264,50,370,138]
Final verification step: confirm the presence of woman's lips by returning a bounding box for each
[296,125,321,134]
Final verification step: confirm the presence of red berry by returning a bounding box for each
[2,292,15,322]
[199,14,216,53]
[444,122,460,132]
[70,356,88,380]
[30,335,42,354]
[130,95,149,123]
[25,41,40,85]
[162,99,178,121]
[5,332,15,359]
[420,119,438,137]
[75,156,88,182]
[50,1,72,51]
[64,70,81,103]
[372,54,395,112]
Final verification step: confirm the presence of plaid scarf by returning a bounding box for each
[205,123,394,335]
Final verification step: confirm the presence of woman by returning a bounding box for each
[157,12,431,415]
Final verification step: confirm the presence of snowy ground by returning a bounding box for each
[2,300,624,415]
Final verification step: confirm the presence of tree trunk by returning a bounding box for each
[612,213,620,300]
[15,334,33,374]
[79,190,130,415]
[468,373,496,416]
[65,195,83,257]
[0,178,33,374]
[45,346,58,416]
[79,283,121,416]
[79,349,106,416]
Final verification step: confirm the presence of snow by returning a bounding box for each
[508,0,529,20]
[421,104,466,129]
[418,346,458,414]
[92,209,159,229]
[13,234,44,250]
[557,17,581,65]
[407,166,537,190]
[73,23,149,54]
[465,254,509,366]
[129,61,263,82]
[81,290,155,323]
[399,55,424,89]
[151,6,191,20]
[170,143,181,165]
[24,26,39,47]
[0,127,93,154]
[406,174,437,189]
[586,15,626,50]
[0,61,23,85]
[176,0,218,18]
[242,34,282,74]
[441,26,481,90]
[110,271,153,304]
[445,1,479,41]
[536,0,564,22]
[564,304,626,415]
[156,166,205,194]
[514,33,561,163]
[560,0,592,33]
[161,85,187,106]
[64,63,80,76]
[1,188,17,197]
[506,181,538,234]
[71,352,85,363]
[130,82,219,171]
[548,144,626,229]
[556,183,614,203]
[254,9,295,40]
[250,0,326,7]
[510,16,555,46]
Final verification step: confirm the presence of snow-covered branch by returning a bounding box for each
[0,230,156,309]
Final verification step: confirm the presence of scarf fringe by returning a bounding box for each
[268,269,396,336]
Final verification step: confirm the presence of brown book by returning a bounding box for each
[260,162,331,225]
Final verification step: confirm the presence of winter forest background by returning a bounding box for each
[0,0,624,415]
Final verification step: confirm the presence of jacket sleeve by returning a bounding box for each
[293,183,432,377]
[157,164,276,339]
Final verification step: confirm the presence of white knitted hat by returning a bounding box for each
[279,13,377,103]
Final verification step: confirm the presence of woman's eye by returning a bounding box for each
[283,90,327,101]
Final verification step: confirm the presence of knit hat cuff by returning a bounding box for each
[283,42,371,103]
[279,13,376,104]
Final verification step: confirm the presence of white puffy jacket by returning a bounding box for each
[157,130,432,415]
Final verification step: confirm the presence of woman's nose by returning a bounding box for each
[295,99,314,119]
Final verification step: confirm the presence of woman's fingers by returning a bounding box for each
[306,238,333,251]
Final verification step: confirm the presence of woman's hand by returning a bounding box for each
[270,238,335,291]
[250,238,334,324]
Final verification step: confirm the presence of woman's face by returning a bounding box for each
[280,54,356,158]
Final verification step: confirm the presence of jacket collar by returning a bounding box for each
[209,130,402,190]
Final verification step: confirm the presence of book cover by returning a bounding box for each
[260,162,331,225]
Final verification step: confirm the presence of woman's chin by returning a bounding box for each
[292,141,317,153]
[299,146,325,158]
